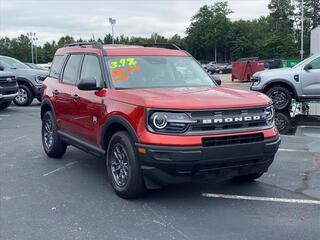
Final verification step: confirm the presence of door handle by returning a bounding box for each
[52,89,60,96]
[72,94,80,101]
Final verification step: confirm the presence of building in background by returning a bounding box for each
[311,26,320,55]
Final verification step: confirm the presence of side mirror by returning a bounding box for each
[304,64,312,71]
[210,75,221,86]
[77,77,102,91]
[0,65,4,71]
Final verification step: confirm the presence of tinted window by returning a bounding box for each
[62,55,83,84]
[49,55,66,78]
[310,57,320,70]
[80,55,102,87]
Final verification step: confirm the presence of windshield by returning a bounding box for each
[292,55,318,69]
[0,56,29,70]
[105,56,214,89]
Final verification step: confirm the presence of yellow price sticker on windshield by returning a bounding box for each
[110,58,137,69]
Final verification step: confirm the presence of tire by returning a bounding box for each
[234,173,264,182]
[13,85,34,106]
[106,131,145,199]
[275,111,292,135]
[41,111,67,158]
[266,86,292,110]
[0,101,12,110]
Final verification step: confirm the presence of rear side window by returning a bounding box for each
[80,55,102,88]
[62,55,83,84]
[49,55,66,78]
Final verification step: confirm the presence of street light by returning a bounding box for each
[27,32,38,63]
[300,0,304,60]
[109,17,116,44]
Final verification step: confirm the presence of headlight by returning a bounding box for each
[265,105,275,126]
[35,75,45,84]
[251,75,261,85]
[148,111,196,133]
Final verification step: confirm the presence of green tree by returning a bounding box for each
[185,2,233,61]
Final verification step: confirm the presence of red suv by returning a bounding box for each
[41,42,280,198]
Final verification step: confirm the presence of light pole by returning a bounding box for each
[34,37,38,64]
[27,32,37,63]
[300,0,304,60]
[109,18,116,44]
[214,28,217,63]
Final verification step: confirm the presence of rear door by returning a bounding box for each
[301,57,320,96]
[57,54,83,133]
[70,54,104,144]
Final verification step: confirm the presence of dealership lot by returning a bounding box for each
[1,88,320,240]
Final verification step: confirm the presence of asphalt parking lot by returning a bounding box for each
[1,83,320,240]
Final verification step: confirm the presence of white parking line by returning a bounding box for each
[279,148,307,152]
[201,193,320,205]
[42,161,78,177]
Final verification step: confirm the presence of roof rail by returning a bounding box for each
[63,42,103,49]
[140,43,181,50]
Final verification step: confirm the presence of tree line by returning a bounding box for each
[0,0,319,64]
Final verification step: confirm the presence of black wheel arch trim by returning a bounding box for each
[100,116,139,149]
[41,98,56,121]
[263,79,298,98]
[16,77,35,89]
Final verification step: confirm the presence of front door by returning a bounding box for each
[71,54,105,145]
[301,57,320,96]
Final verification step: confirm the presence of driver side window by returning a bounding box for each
[80,55,102,87]
[310,57,320,70]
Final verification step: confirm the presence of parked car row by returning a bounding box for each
[0,56,49,109]
[202,62,232,74]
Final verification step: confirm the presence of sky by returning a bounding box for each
[0,0,270,45]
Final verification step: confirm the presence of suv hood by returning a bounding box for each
[254,67,299,79]
[11,68,49,79]
[110,87,271,109]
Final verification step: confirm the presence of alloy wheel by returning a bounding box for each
[15,88,28,104]
[43,118,54,150]
[269,90,288,109]
[111,143,129,187]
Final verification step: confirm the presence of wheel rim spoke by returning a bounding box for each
[111,143,129,187]
[43,118,53,149]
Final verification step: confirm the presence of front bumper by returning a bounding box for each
[32,84,42,97]
[137,136,280,186]
[0,92,18,102]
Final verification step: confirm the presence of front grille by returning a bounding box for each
[187,107,268,134]
[0,77,17,87]
[202,133,264,147]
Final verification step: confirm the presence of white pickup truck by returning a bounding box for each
[250,54,320,110]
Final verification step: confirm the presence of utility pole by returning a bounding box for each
[300,0,304,60]
[27,32,37,63]
[109,18,116,44]
[35,36,38,64]
[214,28,217,63]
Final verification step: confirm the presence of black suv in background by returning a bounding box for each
[0,71,18,110]
[0,56,49,106]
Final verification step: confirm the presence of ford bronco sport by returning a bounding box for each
[40,42,280,198]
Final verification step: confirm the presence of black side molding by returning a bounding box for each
[58,130,105,158]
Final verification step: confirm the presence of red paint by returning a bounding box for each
[42,44,278,149]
